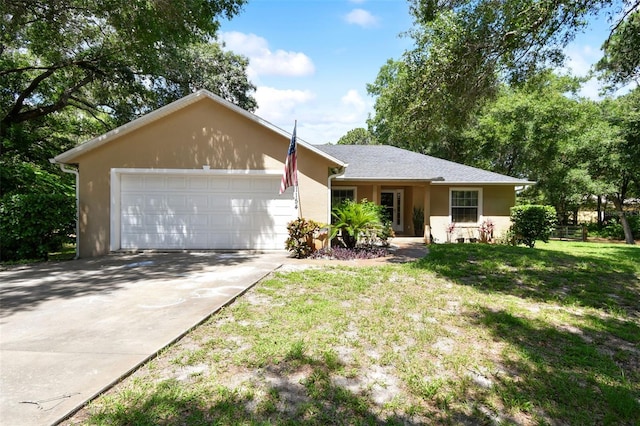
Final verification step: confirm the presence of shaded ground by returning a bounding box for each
[61,242,639,425]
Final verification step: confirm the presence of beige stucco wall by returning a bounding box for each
[330,181,431,236]
[430,184,516,243]
[305,180,518,242]
[70,98,336,257]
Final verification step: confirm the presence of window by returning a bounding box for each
[331,188,355,206]
[451,189,480,223]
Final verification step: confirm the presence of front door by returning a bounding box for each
[380,190,403,233]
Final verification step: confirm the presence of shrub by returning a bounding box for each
[0,193,75,261]
[510,205,557,248]
[309,246,388,260]
[285,218,321,258]
[588,216,640,240]
[330,199,384,249]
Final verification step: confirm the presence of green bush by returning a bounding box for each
[510,205,557,248]
[0,193,75,261]
[330,199,384,249]
[285,218,321,259]
[588,216,640,240]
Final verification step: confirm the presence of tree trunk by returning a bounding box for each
[612,197,635,244]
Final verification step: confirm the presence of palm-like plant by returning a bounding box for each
[330,200,383,248]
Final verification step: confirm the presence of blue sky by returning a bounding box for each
[220,0,619,145]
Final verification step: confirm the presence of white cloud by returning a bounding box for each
[220,31,315,77]
[254,86,316,122]
[303,90,372,144]
[251,88,372,144]
[562,43,604,100]
[562,42,634,100]
[564,44,600,77]
[344,8,379,28]
[341,89,367,111]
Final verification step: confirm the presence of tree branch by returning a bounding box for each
[3,67,59,122]
[604,1,640,47]
[5,72,97,125]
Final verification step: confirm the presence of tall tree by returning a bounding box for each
[368,0,637,161]
[466,72,596,224]
[336,128,377,145]
[597,7,640,87]
[0,0,256,259]
[0,0,254,146]
[579,89,640,244]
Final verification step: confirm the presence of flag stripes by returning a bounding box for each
[279,123,298,195]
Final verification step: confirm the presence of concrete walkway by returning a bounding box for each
[0,251,288,426]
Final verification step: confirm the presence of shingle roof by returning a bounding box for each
[315,144,532,184]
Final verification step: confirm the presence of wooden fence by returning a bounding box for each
[550,225,588,242]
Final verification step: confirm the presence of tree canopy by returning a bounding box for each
[368,0,639,160]
[0,0,259,259]
[465,72,593,221]
[578,89,640,243]
[364,0,639,243]
[597,8,640,87]
[1,0,254,147]
[336,128,377,145]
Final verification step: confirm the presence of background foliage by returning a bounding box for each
[1,0,257,260]
[362,0,640,243]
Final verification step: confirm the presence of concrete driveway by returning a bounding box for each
[0,251,288,426]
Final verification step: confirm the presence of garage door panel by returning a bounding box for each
[142,175,166,188]
[210,178,231,190]
[188,177,209,189]
[118,172,296,250]
[188,194,209,209]
[122,232,209,249]
[230,178,252,191]
[167,176,187,189]
[121,174,144,189]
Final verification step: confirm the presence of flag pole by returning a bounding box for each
[279,120,300,217]
[293,120,301,217]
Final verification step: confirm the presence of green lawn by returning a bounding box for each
[69,241,639,426]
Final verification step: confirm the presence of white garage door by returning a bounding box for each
[118,172,295,250]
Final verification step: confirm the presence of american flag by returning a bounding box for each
[279,123,298,195]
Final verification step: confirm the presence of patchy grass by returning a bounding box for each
[65,241,639,425]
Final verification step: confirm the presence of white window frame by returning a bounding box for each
[331,186,357,207]
[449,187,483,225]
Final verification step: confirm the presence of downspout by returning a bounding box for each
[49,159,80,259]
[327,165,347,247]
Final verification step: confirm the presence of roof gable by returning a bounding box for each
[316,144,532,185]
[54,90,344,166]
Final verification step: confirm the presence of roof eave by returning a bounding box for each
[333,176,444,181]
[54,89,345,167]
[431,180,535,185]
